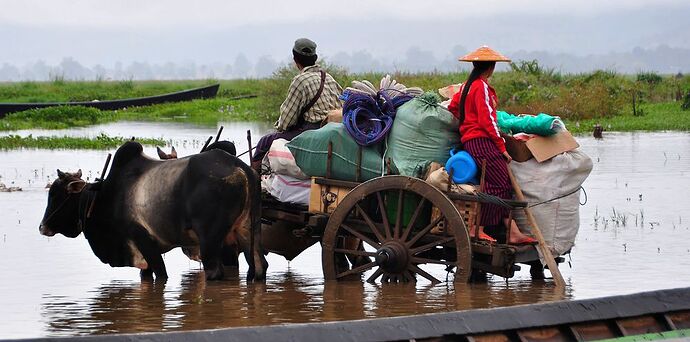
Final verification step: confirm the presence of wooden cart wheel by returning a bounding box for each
[322,176,471,284]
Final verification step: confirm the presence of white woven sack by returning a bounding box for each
[264,139,309,179]
[267,174,311,206]
[510,149,593,257]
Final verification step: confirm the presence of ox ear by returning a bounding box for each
[156,147,167,159]
[75,169,82,178]
[170,146,177,159]
[66,180,86,194]
[57,169,66,179]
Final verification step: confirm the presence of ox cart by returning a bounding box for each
[256,141,564,285]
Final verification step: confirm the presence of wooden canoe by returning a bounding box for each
[0,83,219,118]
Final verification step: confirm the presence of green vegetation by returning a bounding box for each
[1,62,689,139]
[573,102,690,133]
[0,79,220,103]
[1,106,114,130]
[0,133,165,150]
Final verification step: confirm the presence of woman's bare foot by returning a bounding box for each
[504,218,537,245]
[469,227,496,243]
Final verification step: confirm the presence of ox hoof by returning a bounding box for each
[205,267,225,281]
[530,262,546,280]
[140,268,154,281]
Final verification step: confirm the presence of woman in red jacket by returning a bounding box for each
[448,46,536,245]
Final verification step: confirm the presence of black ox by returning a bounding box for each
[39,141,266,281]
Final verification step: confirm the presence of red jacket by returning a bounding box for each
[448,78,506,153]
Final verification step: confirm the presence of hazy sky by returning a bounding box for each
[1,0,685,29]
[1,0,689,71]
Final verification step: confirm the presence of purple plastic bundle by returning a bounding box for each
[341,90,413,146]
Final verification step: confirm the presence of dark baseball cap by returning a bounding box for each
[293,38,317,57]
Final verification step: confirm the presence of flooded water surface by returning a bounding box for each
[1,124,689,338]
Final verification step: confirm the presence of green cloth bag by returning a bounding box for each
[497,111,560,136]
[286,123,384,182]
[387,93,461,177]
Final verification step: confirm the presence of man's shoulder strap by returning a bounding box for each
[299,70,326,119]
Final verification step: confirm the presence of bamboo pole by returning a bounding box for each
[507,168,566,289]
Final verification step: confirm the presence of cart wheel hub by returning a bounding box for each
[375,242,409,273]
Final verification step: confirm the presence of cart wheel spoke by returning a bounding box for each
[336,261,376,279]
[334,248,377,257]
[341,223,380,249]
[406,215,442,247]
[366,268,384,283]
[411,236,455,255]
[375,192,391,240]
[355,204,386,243]
[411,257,456,267]
[322,176,471,284]
[400,198,427,242]
[410,264,441,284]
[394,189,404,239]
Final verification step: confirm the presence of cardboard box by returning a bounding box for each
[503,130,579,163]
[526,130,579,162]
[502,133,534,162]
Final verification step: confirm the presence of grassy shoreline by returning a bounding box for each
[568,102,690,134]
[1,68,688,148]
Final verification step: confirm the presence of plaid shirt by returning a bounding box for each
[276,65,343,131]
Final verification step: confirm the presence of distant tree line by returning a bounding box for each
[0,45,688,82]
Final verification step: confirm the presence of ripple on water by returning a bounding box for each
[1,128,689,338]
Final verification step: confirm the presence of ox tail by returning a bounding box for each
[244,160,266,281]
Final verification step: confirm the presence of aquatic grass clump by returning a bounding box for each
[0,133,165,150]
[113,98,259,124]
[1,106,115,131]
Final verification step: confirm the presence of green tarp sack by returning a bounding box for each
[497,111,560,136]
[387,92,461,177]
[286,123,384,182]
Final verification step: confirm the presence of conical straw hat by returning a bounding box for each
[459,45,511,62]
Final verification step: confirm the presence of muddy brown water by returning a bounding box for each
[1,124,689,338]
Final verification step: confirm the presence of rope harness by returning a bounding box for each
[528,186,587,208]
[41,193,74,226]
[41,183,96,230]
[452,185,588,209]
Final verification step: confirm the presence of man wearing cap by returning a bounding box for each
[251,38,343,171]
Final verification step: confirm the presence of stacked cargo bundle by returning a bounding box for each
[260,139,312,206]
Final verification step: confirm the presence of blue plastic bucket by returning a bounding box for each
[445,148,478,184]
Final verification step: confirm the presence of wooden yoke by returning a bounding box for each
[507,168,566,289]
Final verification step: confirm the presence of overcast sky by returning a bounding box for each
[1,0,689,74]
[1,0,685,29]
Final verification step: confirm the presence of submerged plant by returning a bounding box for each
[0,133,164,150]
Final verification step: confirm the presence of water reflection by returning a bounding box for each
[41,269,569,336]
[3,128,690,338]
[43,281,168,336]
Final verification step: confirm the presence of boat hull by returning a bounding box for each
[0,84,220,118]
